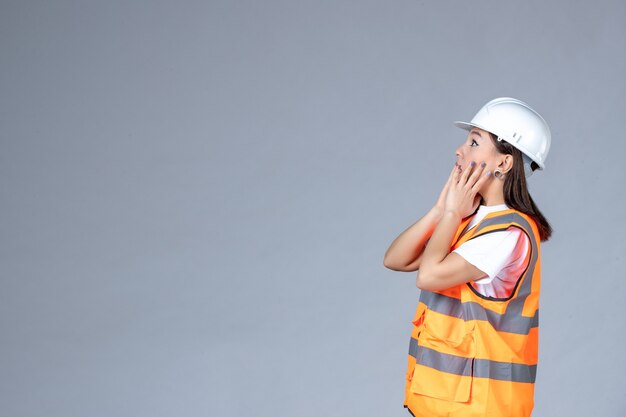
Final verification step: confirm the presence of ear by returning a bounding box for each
[498,154,514,174]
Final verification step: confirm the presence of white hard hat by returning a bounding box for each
[453,97,551,178]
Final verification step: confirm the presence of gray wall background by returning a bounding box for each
[2,1,625,416]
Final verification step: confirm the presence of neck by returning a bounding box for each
[480,182,506,206]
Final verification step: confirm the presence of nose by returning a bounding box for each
[455,142,463,160]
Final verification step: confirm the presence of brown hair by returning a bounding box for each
[487,132,553,242]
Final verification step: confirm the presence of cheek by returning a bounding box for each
[480,151,496,166]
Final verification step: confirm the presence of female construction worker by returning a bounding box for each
[383,97,552,417]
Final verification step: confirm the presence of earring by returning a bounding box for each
[494,168,504,179]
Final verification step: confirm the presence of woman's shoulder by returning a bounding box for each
[506,209,540,244]
[482,208,538,239]
[455,228,528,259]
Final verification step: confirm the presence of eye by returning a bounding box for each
[470,139,478,147]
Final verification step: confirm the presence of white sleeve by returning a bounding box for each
[452,228,526,285]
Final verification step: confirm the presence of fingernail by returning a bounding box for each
[470,161,476,166]
[481,162,486,167]
[486,170,492,176]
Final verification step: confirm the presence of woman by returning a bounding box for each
[384,97,552,417]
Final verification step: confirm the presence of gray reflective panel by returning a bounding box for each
[415,345,473,377]
[418,291,538,335]
[473,359,537,383]
[411,344,537,383]
[409,336,419,359]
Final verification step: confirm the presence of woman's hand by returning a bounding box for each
[444,161,492,219]
[433,164,460,216]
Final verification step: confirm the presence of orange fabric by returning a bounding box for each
[404,208,541,417]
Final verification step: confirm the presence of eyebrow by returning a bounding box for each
[470,130,483,139]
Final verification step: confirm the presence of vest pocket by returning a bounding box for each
[409,355,474,402]
[409,310,476,402]
[411,302,427,328]
[420,310,475,352]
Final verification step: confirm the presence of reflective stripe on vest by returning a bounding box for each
[404,209,541,417]
[409,339,537,383]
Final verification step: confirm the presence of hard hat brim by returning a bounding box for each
[453,120,486,133]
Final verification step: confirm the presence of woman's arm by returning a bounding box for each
[417,210,487,290]
[383,165,459,272]
[417,161,492,291]
[383,207,443,272]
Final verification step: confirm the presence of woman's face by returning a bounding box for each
[454,127,500,172]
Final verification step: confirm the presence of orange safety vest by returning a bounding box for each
[404,208,541,417]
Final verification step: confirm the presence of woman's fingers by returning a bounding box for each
[462,160,483,183]
[471,167,492,193]
[447,160,493,218]
[467,161,486,186]
[460,161,490,188]
[460,162,470,181]
[452,162,462,184]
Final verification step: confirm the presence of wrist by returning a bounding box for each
[442,209,462,222]
[429,206,444,220]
